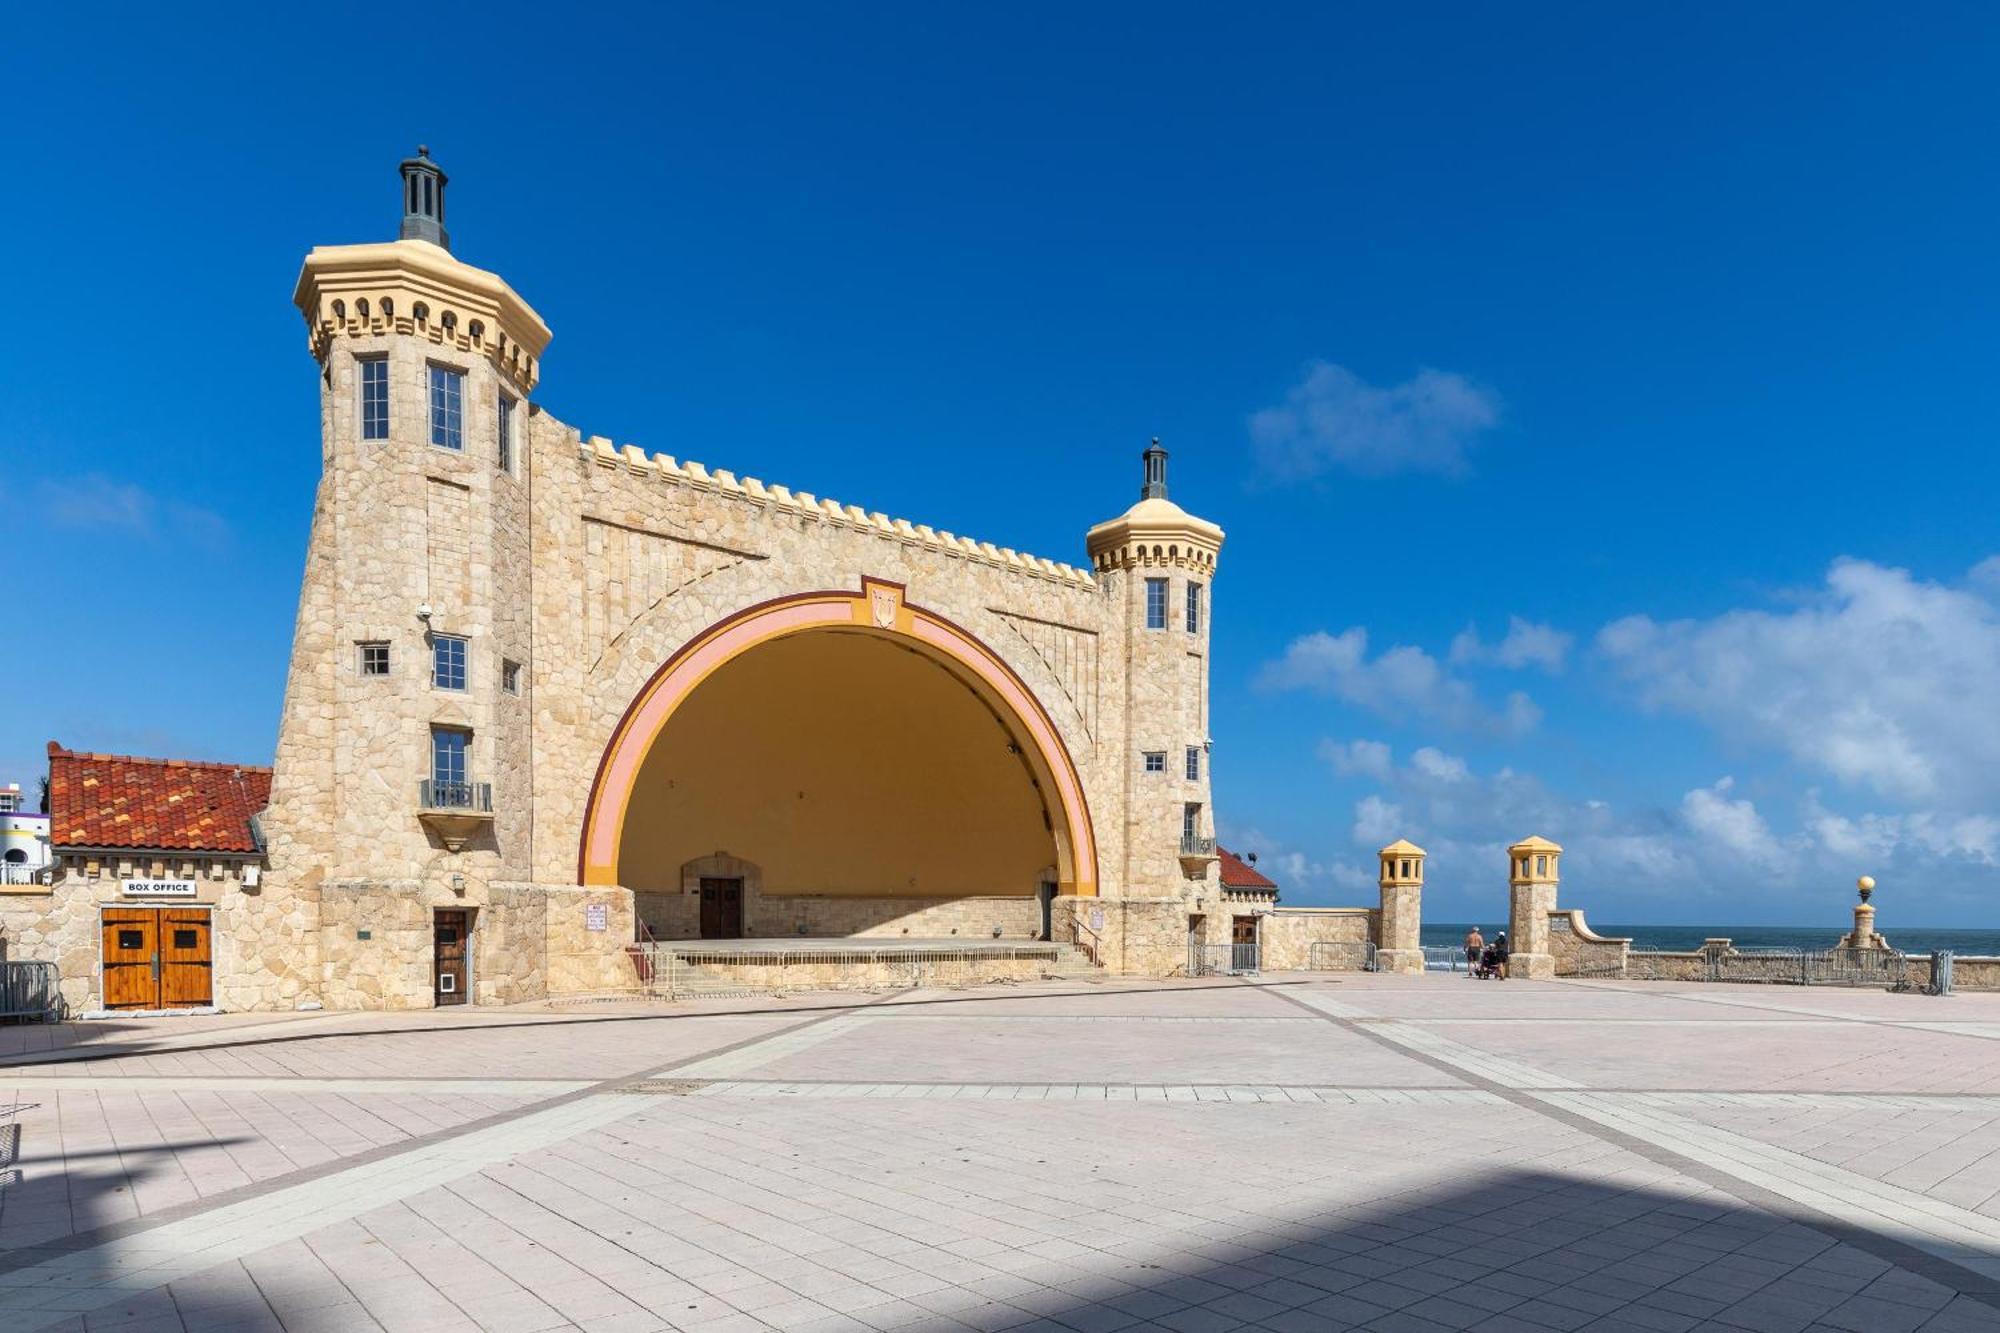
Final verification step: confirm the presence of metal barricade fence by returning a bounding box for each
[1933,950,1954,996]
[0,962,62,1022]
[1423,945,1469,974]
[1703,946,1920,989]
[624,944,1069,1000]
[1308,941,1378,972]
[1187,943,1262,977]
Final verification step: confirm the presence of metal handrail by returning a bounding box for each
[0,864,52,887]
[1180,834,1216,856]
[418,780,492,812]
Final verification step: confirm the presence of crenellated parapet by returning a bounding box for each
[293,239,552,395]
[575,434,1098,588]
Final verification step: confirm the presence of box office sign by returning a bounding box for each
[122,879,199,898]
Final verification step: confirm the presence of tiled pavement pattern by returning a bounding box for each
[1,979,2000,1328]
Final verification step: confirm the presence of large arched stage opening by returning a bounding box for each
[579,581,1099,922]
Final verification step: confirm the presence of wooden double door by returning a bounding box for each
[699,878,743,939]
[102,907,212,1010]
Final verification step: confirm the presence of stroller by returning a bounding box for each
[1473,935,1509,979]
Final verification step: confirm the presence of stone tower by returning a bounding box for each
[268,149,555,998]
[1086,442,1224,904]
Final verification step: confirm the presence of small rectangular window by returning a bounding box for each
[1145,578,1168,630]
[431,634,468,691]
[118,929,145,950]
[1143,751,1166,773]
[173,929,198,949]
[358,642,391,677]
[1183,802,1202,842]
[431,727,469,787]
[498,394,516,473]
[502,659,521,695]
[359,358,389,440]
[1186,582,1203,635]
[428,364,465,450]
[1186,747,1201,781]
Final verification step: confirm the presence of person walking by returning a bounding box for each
[1463,926,1484,977]
[1490,931,1510,980]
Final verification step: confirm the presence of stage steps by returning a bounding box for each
[630,940,1106,998]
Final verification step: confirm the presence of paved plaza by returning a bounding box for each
[4,977,2000,1331]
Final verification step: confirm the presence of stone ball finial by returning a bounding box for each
[1858,874,1875,903]
[418,144,431,158]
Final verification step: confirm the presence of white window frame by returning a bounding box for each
[431,634,469,691]
[1145,578,1168,630]
[428,363,466,451]
[1143,751,1166,774]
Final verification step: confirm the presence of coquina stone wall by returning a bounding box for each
[253,234,1240,1008]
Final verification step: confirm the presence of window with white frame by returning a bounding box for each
[1183,802,1202,843]
[428,364,465,450]
[430,727,469,788]
[1143,751,1166,773]
[431,634,468,691]
[1186,581,1203,635]
[497,394,516,473]
[1186,746,1200,781]
[358,642,390,676]
[502,659,521,695]
[359,357,389,440]
[1145,577,1168,629]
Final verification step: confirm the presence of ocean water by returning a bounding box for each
[1423,922,2000,956]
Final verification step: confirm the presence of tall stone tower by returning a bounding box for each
[1087,443,1224,907]
[267,148,555,1001]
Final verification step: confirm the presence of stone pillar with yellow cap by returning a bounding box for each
[1838,875,1888,951]
[1375,840,1426,974]
[1507,836,1562,980]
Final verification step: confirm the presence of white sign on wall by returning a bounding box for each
[122,879,198,898]
[584,903,609,932]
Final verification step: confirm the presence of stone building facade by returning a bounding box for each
[8,153,1422,1011]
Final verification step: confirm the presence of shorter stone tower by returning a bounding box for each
[1375,839,1425,974]
[1507,835,1562,979]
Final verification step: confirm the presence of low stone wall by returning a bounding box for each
[634,885,1040,942]
[1624,950,1708,981]
[660,951,1058,993]
[1261,908,1377,971]
[1547,910,1631,977]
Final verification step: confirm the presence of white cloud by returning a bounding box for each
[35,474,229,547]
[1598,557,2000,807]
[1249,361,1500,481]
[1352,794,1405,846]
[1680,777,1785,869]
[1450,617,1572,673]
[1260,628,1541,736]
[1320,738,1393,780]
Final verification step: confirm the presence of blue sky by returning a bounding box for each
[5,3,1999,925]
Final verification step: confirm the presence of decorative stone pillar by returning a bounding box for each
[1838,875,1888,951]
[1507,836,1562,980]
[1375,840,1425,974]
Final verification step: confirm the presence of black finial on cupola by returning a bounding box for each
[398,146,450,250]
[1141,438,1169,500]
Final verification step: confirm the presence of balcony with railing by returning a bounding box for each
[0,862,52,889]
[418,779,493,851]
[1179,832,1217,872]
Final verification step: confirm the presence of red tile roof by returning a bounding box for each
[47,742,271,855]
[1217,845,1277,890]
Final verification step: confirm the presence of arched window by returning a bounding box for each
[2,849,25,865]
[412,301,429,323]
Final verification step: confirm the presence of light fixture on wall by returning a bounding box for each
[451,873,465,895]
